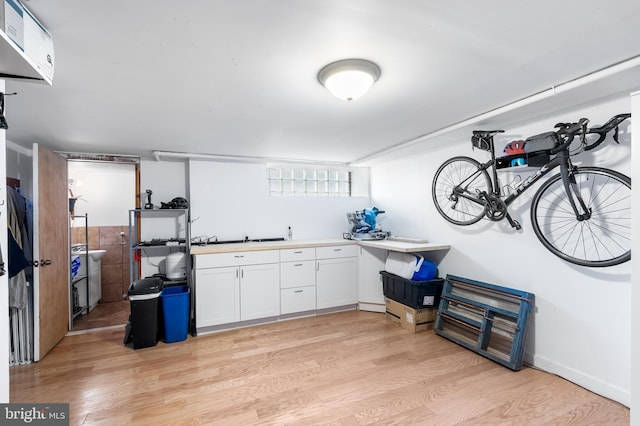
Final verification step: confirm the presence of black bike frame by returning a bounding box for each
[471,146,588,219]
[485,153,566,206]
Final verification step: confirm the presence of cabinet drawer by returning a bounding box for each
[195,250,279,269]
[280,247,315,262]
[281,286,316,315]
[315,245,358,259]
[280,260,315,289]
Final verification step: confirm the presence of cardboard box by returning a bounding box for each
[385,297,437,333]
[23,4,54,81]
[1,0,25,50]
[0,0,54,83]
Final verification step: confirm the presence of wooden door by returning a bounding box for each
[33,143,69,361]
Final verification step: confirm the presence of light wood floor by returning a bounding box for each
[11,310,629,425]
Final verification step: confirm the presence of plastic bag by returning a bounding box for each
[385,252,437,281]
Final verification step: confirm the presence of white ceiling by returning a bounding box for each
[4,0,640,164]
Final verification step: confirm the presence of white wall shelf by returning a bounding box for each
[0,30,51,85]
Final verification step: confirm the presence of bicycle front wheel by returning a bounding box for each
[432,156,491,226]
[530,167,631,267]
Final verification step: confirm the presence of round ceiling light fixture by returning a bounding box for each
[318,58,381,101]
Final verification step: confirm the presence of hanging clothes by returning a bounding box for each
[7,186,32,309]
[8,232,29,277]
[0,237,4,276]
[15,187,33,281]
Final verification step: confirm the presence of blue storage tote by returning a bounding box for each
[161,285,190,343]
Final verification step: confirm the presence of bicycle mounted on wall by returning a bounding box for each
[432,113,631,267]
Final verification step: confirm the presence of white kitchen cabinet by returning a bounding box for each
[358,246,388,312]
[240,263,280,321]
[316,245,358,309]
[195,266,240,327]
[192,239,450,332]
[195,250,279,329]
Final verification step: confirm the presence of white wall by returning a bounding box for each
[68,161,136,227]
[630,90,639,425]
[136,159,371,277]
[188,160,371,241]
[371,95,632,405]
[140,159,188,209]
[0,79,9,402]
[138,159,188,242]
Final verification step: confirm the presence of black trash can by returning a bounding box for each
[124,277,164,349]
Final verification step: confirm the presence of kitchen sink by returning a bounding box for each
[202,237,286,245]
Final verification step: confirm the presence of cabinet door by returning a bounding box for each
[240,263,280,321]
[195,266,240,327]
[358,246,387,305]
[316,257,358,309]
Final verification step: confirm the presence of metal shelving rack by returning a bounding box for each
[70,213,89,327]
[128,208,194,334]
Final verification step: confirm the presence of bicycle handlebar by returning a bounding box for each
[549,118,589,154]
[589,113,631,134]
[582,113,631,151]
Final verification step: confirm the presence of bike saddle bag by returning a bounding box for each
[524,131,560,153]
[471,135,492,151]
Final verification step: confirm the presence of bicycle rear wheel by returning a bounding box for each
[432,156,491,226]
[530,167,631,267]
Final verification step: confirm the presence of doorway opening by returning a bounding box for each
[66,155,140,332]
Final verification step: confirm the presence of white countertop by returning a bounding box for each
[190,238,449,255]
[357,239,451,253]
[190,238,355,255]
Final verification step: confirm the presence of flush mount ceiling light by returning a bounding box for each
[318,58,381,101]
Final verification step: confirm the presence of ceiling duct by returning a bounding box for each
[152,150,349,166]
[57,152,140,164]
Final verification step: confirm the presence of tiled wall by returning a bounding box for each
[72,225,130,303]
